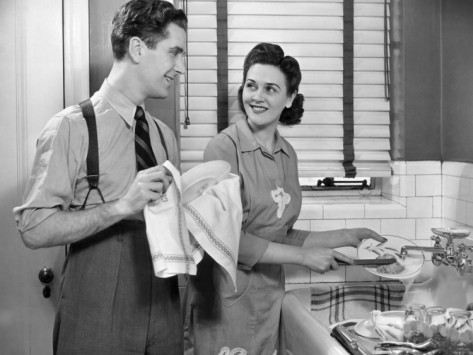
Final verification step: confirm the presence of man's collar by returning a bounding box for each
[98,79,141,127]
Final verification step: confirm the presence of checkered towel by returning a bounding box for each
[310,282,406,326]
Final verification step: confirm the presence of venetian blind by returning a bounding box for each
[180,0,391,177]
[179,0,218,172]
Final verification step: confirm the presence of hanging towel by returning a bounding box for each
[144,161,203,278]
[184,173,242,290]
[144,160,242,290]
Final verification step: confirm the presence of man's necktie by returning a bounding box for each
[134,106,157,171]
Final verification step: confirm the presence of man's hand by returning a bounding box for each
[115,165,173,216]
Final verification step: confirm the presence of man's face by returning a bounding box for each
[140,23,186,99]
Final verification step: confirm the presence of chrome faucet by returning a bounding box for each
[400,228,472,275]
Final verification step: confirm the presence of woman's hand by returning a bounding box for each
[300,248,354,274]
[342,228,386,247]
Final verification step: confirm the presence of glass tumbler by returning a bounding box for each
[447,310,473,349]
[403,303,427,343]
[424,306,447,340]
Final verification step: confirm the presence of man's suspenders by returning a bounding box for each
[79,99,105,209]
[78,99,169,210]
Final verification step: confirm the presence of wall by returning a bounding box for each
[403,0,442,161]
[441,1,473,162]
[286,161,473,286]
[391,0,473,163]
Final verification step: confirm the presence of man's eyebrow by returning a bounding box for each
[170,46,185,54]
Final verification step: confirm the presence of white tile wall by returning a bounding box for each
[380,218,416,237]
[406,197,433,218]
[416,175,442,196]
[406,161,441,175]
[285,160,473,286]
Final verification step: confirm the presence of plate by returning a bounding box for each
[354,319,378,338]
[182,177,218,205]
[357,235,425,279]
[181,160,231,204]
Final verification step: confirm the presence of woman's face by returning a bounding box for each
[242,64,294,130]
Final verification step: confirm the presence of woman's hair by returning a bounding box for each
[238,42,304,125]
[111,0,187,60]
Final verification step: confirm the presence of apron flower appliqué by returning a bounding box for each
[271,185,291,219]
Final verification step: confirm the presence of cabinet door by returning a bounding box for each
[0,1,64,354]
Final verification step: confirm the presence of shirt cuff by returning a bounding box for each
[14,207,59,234]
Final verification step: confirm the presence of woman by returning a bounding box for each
[184,43,385,355]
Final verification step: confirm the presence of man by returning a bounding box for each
[13,1,187,353]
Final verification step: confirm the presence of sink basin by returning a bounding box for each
[280,290,348,355]
[281,262,473,355]
[403,262,473,309]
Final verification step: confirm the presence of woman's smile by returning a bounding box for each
[249,104,268,113]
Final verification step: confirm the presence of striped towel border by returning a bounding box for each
[310,283,406,325]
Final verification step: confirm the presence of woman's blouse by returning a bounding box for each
[203,118,309,268]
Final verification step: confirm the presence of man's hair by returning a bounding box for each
[237,42,304,126]
[111,0,187,60]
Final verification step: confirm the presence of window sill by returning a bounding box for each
[300,194,407,220]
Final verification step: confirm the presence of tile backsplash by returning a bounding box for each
[285,161,473,287]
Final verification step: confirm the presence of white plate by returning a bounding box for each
[357,235,425,279]
[182,177,218,205]
[181,160,231,204]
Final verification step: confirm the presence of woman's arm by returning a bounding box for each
[257,228,386,274]
[302,228,386,249]
[258,241,354,274]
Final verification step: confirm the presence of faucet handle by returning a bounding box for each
[430,235,442,246]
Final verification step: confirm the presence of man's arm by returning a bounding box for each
[21,166,172,249]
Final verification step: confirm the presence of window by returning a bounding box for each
[179,0,391,181]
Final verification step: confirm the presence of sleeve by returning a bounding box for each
[13,114,83,233]
[204,133,270,269]
[285,228,310,247]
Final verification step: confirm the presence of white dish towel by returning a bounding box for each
[144,161,242,290]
